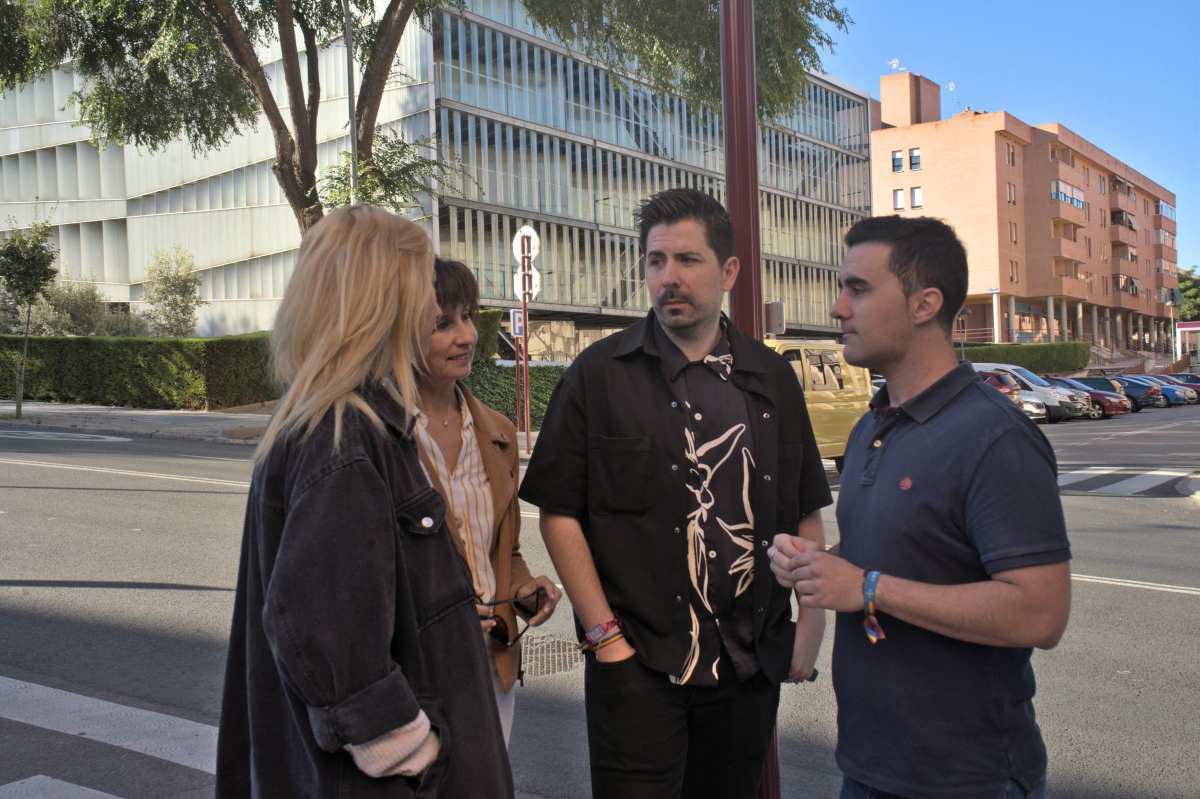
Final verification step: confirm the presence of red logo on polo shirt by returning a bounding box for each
[899,476,913,491]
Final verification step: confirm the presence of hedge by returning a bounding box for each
[961,341,1090,374]
[474,309,502,362]
[0,332,276,409]
[465,359,566,429]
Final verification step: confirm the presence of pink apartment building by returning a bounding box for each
[871,72,1180,357]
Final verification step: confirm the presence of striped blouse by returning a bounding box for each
[414,389,497,602]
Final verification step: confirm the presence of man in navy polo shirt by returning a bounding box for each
[769,216,1071,799]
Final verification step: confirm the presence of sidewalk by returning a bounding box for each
[0,400,541,455]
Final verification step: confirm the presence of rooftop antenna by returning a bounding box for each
[888,57,907,71]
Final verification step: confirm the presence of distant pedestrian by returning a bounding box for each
[770,215,1071,799]
[520,188,831,799]
[216,207,512,798]
[414,256,561,746]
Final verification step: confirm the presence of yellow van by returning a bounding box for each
[763,338,872,471]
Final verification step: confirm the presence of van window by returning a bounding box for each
[805,351,845,390]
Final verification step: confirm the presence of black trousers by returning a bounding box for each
[584,653,780,799]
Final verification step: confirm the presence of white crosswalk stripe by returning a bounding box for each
[0,777,121,798]
[1057,467,1196,497]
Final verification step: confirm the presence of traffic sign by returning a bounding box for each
[510,308,524,338]
[512,225,541,262]
[512,264,542,300]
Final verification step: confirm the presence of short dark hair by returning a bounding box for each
[844,215,967,332]
[432,257,479,315]
[635,188,735,265]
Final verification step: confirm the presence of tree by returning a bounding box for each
[0,221,58,418]
[30,281,152,337]
[145,248,205,337]
[2,1,849,233]
[1179,266,1199,323]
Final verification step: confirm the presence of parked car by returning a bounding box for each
[1044,376,1130,418]
[1113,376,1165,409]
[1168,373,1200,388]
[1134,375,1198,405]
[1021,396,1048,423]
[981,371,1023,406]
[766,338,872,472]
[970,362,1084,422]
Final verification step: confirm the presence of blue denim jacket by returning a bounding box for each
[216,384,513,798]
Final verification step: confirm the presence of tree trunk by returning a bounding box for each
[15,303,31,419]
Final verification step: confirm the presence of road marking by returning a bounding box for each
[0,430,133,442]
[0,457,249,489]
[0,676,216,774]
[0,777,122,798]
[1071,573,1200,597]
[1094,470,1194,496]
[1057,467,1119,487]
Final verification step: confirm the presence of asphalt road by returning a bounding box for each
[0,406,1197,798]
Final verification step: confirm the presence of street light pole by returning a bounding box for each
[340,0,359,204]
[721,0,764,340]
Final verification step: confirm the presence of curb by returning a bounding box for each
[0,419,260,447]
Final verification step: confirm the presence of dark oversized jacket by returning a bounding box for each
[216,384,513,798]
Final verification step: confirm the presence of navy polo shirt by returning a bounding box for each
[833,362,1070,798]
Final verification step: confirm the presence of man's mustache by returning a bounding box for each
[656,290,692,306]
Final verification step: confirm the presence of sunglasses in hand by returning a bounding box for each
[478,589,543,648]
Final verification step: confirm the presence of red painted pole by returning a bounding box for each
[520,238,533,454]
[722,8,778,796]
[722,0,764,341]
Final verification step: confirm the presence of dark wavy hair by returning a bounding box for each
[635,188,735,265]
[433,257,479,315]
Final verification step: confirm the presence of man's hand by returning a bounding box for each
[594,636,637,664]
[514,576,562,626]
[769,533,864,613]
[476,603,497,634]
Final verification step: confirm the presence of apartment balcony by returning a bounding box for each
[1154,243,1178,263]
[1051,235,1088,263]
[1109,189,1137,213]
[1155,268,1179,289]
[1049,196,1086,225]
[1111,290,1146,312]
[1110,223,1138,247]
[1057,275,1093,301]
[1154,214,1177,235]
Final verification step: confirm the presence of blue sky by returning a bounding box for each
[816,0,1199,271]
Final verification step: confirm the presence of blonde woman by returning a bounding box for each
[216,207,513,798]
[414,258,561,746]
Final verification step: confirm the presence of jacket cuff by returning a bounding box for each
[305,665,422,752]
[345,711,439,778]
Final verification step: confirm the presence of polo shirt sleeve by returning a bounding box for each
[965,426,1071,575]
[518,372,588,519]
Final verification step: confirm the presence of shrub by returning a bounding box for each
[145,248,205,337]
[963,341,1090,374]
[474,309,502,362]
[465,359,566,429]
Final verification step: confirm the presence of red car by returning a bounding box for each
[1046,376,1131,418]
[981,370,1022,406]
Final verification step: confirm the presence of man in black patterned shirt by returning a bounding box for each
[520,189,831,798]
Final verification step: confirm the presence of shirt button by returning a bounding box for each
[763,474,772,482]
[671,464,679,472]
[762,411,771,420]
[674,526,681,534]
[708,550,717,559]
[872,439,882,448]
[693,412,703,421]
[671,401,678,408]
[421,516,434,528]
[715,618,721,626]
[760,539,769,547]
[675,594,683,603]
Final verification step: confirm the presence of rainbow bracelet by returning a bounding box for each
[863,570,886,645]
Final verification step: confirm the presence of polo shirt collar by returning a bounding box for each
[869,361,978,424]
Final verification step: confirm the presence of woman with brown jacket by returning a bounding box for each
[414,257,561,744]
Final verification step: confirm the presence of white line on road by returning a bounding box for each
[0,777,122,798]
[1072,573,1200,597]
[0,457,249,489]
[0,676,216,774]
[1091,470,1193,496]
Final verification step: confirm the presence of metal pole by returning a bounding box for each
[521,236,533,454]
[721,0,764,340]
[340,0,359,204]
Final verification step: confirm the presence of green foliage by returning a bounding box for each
[1179,266,1199,322]
[0,221,58,309]
[321,132,463,215]
[964,342,1091,375]
[0,332,278,409]
[29,281,150,337]
[520,0,852,120]
[145,248,205,337]
[465,359,566,429]
[474,309,502,362]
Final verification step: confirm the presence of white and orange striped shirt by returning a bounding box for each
[414,388,497,602]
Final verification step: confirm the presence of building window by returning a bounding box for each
[1006,182,1017,205]
[911,186,923,208]
[909,148,921,170]
[1009,260,1020,283]
[1156,201,1176,220]
[893,188,904,210]
[1005,142,1017,166]
[891,150,903,172]
[1102,242,1109,262]
[1084,165,1090,186]
[1099,175,1107,195]
[1050,179,1085,209]
[1085,236,1092,258]
[1009,221,1018,244]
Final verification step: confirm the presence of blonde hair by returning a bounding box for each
[255,206,434,461]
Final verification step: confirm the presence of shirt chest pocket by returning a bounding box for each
[587,434,654,515]
[394,486,476,625]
